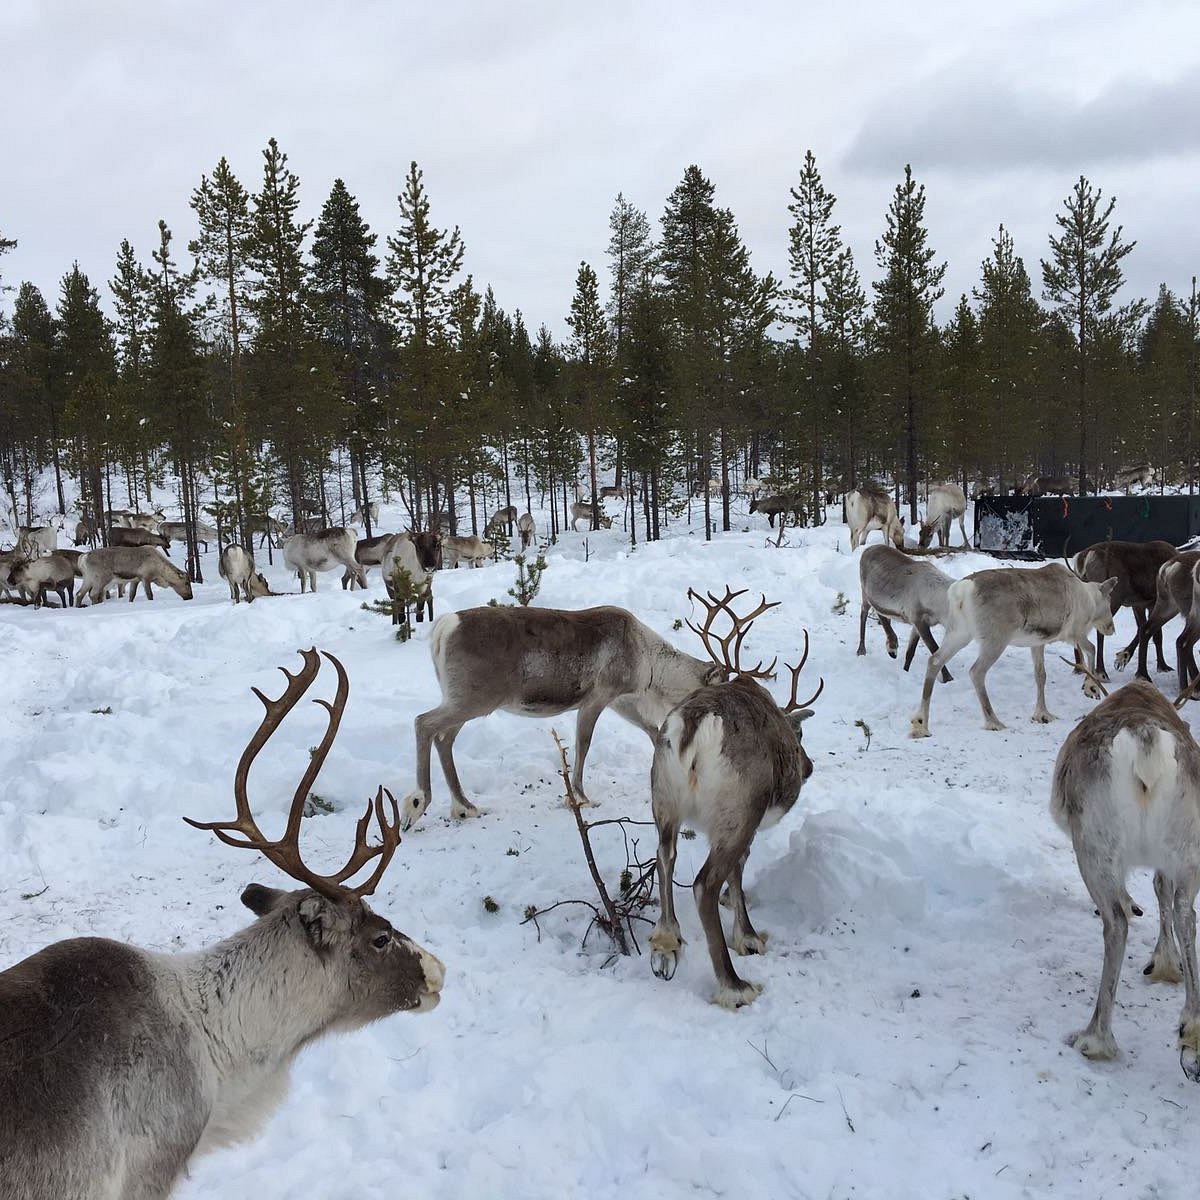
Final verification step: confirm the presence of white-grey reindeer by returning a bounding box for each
[219,544,274,603]
[857,544,954,682]
[400,603,728,828]
[911,562,1116,737]
[1051,678,1200,1081]
[650,588,822,1008]
[846,487,904,550]
[283,527,365,592]
[0,650,444,1200]
[917,482,968,549]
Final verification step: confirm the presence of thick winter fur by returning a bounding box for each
[917,483,968,549]
[78,546,194,605]
[1051,681,1200,1079]
[160,520,218,553]
[0,885,444,1200]
[857,544,954,682]
[749,493,806,528]
[911,563,1116,736]
[485,506,518,537]
[11,551,76,608]
[1116,552,1200,689]
[381,535,434,625]
[341,532,400,590]
[1070,540,1176,678]
[219,544,273,603]
[569,501,613,531]
[283,527,365,592]
[110,525,171,553]
[517,512,535,550]
[649,676,813,1008]
[401,605,724,827]
[443,534,494,568]
[846,487,904,550]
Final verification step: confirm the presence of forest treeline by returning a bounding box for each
[0,142,1197,578]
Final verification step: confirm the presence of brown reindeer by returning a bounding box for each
[0,650,444,1199]
[650,588,823,1007]
[1115,551,1200,687]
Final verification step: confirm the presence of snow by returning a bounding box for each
[3,505,1200,1199]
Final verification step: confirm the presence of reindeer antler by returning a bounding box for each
[185,648,401,900]
[781,629,825,712]
[686,586,779,680]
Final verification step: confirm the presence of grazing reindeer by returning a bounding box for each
[749,493,806,528]
[283,528,365,592]
[400,603,727,828]
[160,520,217,552]
[911,563,1116,736]
[599,484,626,501]
[517,512,535,550]
[110,525,171,553]
[857,544,954,682]
[78,546,194,605]
[126,509,167,532]
[846,487,904,550]
[443,534,494,567]
[0,650,444,1199]
[10,553,76,608]
[381,535,434,626]
[570,501,613,531]
[1069,540,1176,679]
[485,505,518,537]
[1117,552,1200,688]
[1051,679,1200,1081]
[219,544,274,603]
[918,483,968,549]
[650,588,822,1008]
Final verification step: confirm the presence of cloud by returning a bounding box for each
[844,67,1200,174]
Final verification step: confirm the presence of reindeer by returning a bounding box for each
[350,500,381,526]
[1114,462,1157,492]
[248,514,285,548]
[443,534,494,567]
[1051,679,1200,1081]
[73,516,98,546]
[219,544,274,603]
[917,483,968,549]
[341,532,400,590]
[691,479,723,499]
[857,544,954,682]
[160,520,217,552]
[485,505,518,538]
[599,484,626,501]
[570,501,613,531]
[1116,552,1200,688]
[650,589,822,1008]
[16,524,57,556]
[10,552,76,608]
[749,493,806,528]
[910,563,1116,737]
[517,512,535,550]
[283,528,365,592]
[110,525,171,553]
[0,650,444,1199]
[400,603,728,828]
[1017,475,1076,497]
[78,547,193,605]
[381,535,434,626]
[846,487,904,550]
[1069,540,1176,679]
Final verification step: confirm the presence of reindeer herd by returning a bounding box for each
[8,477,1200,1197]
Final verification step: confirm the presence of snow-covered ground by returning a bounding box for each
[3,506,1199,1199]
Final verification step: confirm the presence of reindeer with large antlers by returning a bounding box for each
[0,649,444,1200]
[650,587,823,1008]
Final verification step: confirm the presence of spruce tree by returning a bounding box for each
[9,283,63,513]
[1041,176,1138,495]
[822,249,868,489]
[565,261,612,528]
[872,164,947,521]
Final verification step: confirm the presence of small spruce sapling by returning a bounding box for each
[507,548,548,606]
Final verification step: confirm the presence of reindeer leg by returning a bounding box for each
[1068,877,1128,1062]
[695,843,761,1008]
[400,704,471,829]
[650,811,682,982]
[968,640,1007,730]
[1171,873,1200,1081]
[856,601,871,656]
[568,701,608,808]
[432,723,484,821]
[1075,639,1105,700]
[877,614,899,659]
[913,620,952,683]
[911,626,971,738]
[1094,628,1109,681]
[1144,869,1183,982]
[1030,645,1058,723]
[901,627,920,671]
[728,852,766,956]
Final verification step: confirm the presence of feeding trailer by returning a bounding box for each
[973,495,1200,558]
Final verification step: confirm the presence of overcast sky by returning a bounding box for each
[4,0,1198,340]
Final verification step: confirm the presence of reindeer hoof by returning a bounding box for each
[650,929,681,981]
[398,791,431,831]
[1067,1029,1118,1061]
[909,717,930,739]
[451,800,485,821]
[1031,710,1058,724]
[714,980,763,1009]
[1180,1019,1200,1081]
[1144,954,1183,983]
[1181,1047,1200,1083]
[1114,651,1131,671]
[983,718,1007,731]
[732,931,767,956]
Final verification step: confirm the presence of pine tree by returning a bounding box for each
[565,261,612,528]
[1041,176,1138,495]
[9,283,63,514]
[822,249,868,489]
[872,164,947,520]
[936,295,982,484]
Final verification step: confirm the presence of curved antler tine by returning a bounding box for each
[782,629,825,713]
[793,676,825,710]
[334,787,403,897]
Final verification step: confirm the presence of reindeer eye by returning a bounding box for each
[372,931,391,949]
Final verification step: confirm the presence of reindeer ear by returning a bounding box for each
[241,883,288,916]
[787,710,814,735]
[1099,576,1119,597]
[297,895,337,951]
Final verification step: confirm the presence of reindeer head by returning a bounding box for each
[185,649,444,1022]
